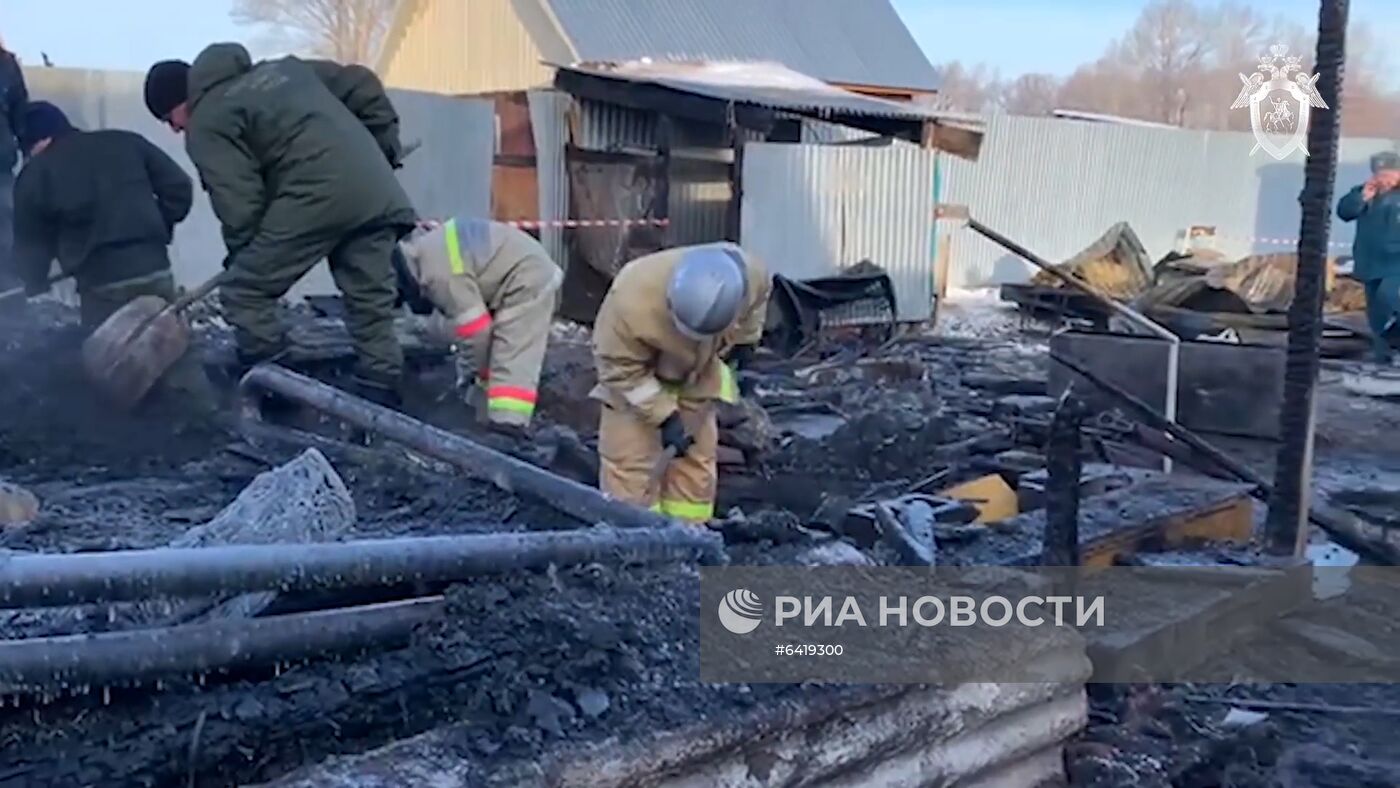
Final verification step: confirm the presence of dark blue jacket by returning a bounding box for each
[1337,185,1400,281]
[0,49,27,171]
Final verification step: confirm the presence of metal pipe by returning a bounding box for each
[239,364,672,529]
[966,218,1181,472]
[0,597,444,692]
[0,526,725,609]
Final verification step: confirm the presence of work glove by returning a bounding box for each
[728,344,755,371]
[728,344,758,397]
[660,412,694,457]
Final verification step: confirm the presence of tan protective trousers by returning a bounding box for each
[461,257,560,427]
[598,399,719,523]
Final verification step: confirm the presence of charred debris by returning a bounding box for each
[0,260,1395,786]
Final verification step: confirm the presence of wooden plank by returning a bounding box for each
[492,165,539,223]
[1080,498,1254,568]
[942,475,1255,567]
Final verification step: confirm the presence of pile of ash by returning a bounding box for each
[0,560,836,787]
[0,303,226,483]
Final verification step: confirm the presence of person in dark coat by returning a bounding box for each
[12,100,213,405]
[0,42,28,289]
[1338,151,1400,363]
[143,42,417,406]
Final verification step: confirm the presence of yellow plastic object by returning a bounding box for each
[940,474,1019,523]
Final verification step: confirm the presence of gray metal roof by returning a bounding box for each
[557,61,957,122]
[514,0,939,91]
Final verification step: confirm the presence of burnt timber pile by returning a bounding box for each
[0,303,1089,787]
[0,298,1398,787]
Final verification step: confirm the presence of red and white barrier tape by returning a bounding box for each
[416,217,669,231]
[1243,236,1349,247]
[503,218,670,229]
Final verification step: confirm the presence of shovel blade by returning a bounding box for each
[82,295,192,410]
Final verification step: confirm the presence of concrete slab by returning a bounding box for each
[1081,565,1311,683]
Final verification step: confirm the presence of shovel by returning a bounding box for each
[82,271,227,410]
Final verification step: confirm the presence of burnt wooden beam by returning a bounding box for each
[656,113,673,237]
[727,130,746,243]
[1044,393,1087,569]
[825,113,925,143]
[564,145,661,165]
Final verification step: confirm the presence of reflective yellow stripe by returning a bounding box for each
[660,499,714,522]
[659,366,734,403]
[445,219,465,275]
[488,398,536,415]
[649,503,664,514]
[719,363,738,404]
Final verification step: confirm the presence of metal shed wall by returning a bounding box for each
[741,142,938,321]
[939,114,1396,289]
[527,91,573,267]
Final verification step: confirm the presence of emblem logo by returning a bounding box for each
[1230,44,1328,161]
[718,588,764,634]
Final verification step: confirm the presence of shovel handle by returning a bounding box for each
[0,272,73,304]
[125,271,229,340]
[167,271,229,316]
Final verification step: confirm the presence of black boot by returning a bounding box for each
[350,375,403,410]
[346,374,403,446]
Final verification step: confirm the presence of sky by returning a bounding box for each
[889,0,1400,78]
[0,0,1397,78]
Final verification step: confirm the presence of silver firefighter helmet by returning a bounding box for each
[666,246,748,338]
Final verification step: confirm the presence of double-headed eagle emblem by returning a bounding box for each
[1230,44,1327,112]
[1231,44,1327,159]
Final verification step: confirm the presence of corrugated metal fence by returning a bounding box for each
[940,114,1396,289]
[741,142,938,321]
[527,91,572,266]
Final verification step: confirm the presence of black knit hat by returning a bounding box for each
[19,101,74,153]
[144,60,191,120]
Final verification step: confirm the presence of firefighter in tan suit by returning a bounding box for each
[396,217,562,431]
[592,243,770,523]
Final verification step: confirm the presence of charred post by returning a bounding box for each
[1265,0,1349,556]
[1044,391,1086,568]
